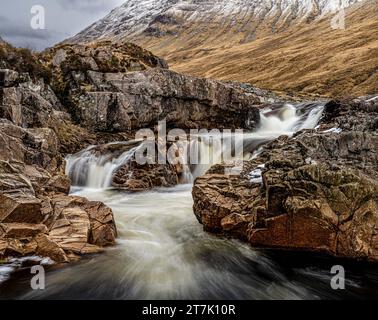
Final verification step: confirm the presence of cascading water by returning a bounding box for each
[8,102,377,299]
[190,102,325,178]
[65,102,325,189]
[66,144,140,189]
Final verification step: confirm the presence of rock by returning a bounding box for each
[0,193,43,224]
[49,207,92,254]
[42,40,168,79]
[0,110,117,264]
[27,128,59,154]
[0,238,36,258]
[0,223,48,238]
[113,159,179,191]
[72,68,260,132]
[0,191,117,262]
[82,201,118,246]
[52,49,67,67]
[41,41,260,134]
[49,194,117,247]
[323,97,378,132]
[193,98,378,262]
[0,119,64,175]
[34,234,68,263]
[0,168,44,224]
[0,69,19,87]
[45,175,71,194]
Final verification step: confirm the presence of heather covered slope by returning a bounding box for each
[68,0,378,97]
[166,0,378,97]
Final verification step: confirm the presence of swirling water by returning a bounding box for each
[1,103,377,300]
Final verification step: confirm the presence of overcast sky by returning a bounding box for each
[0,0,125,51]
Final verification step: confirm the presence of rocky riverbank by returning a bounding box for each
[193,96,378,262]
[1,36,377,271]
[0,39,264,266]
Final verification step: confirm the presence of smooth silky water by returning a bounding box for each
[1,103,378,299]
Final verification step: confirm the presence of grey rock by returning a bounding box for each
[74,68,260,132]
[0,69,19,87]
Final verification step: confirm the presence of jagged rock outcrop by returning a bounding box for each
[0,69,64,128]
[41,41,260,133]
[112,141,186,191]
[0,118,117,263]
[71,68,260,132]
[193,96,378,262]
[0,40,119,265]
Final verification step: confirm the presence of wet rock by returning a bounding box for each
[34,234,68,263]
[113,160,179,191]
[49,195,117,248]
[193,98,378,262]
[323,96,378,132]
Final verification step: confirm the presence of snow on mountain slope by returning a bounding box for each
[68,0,364,44]
[66,0,377,97]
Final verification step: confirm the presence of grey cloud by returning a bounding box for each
[1,0,125,50]
[57,0,122,13]
[0,26,52,41]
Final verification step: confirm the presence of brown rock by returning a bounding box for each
[34,234,68,263]
[193,100,378,262]
[0,193,43,224]
[45,175,71,194]
[0,223,47,239]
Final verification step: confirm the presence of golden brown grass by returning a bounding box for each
[135,1,378,97]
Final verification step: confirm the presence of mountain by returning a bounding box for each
[68,0,378,97]
[69,0,363,43]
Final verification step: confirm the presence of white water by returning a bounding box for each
[66,145,139,189]
[4,102,376,300]
[8,102,362,300]
[65,103,325,188]
[259,103,324,136]
[13,185,367,300]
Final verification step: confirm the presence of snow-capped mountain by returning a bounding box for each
[68,0,364,44]
[66,0,376,98]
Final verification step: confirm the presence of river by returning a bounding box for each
[1,103,377,299]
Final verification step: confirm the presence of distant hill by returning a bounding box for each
[67,0,378,97]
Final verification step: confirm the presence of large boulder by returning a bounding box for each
[193,97,378,262]
[113,160,180,191]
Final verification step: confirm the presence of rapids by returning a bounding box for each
[2,102,377,300]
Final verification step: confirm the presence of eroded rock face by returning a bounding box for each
[193,97,378,262]
[0,74,65,128]
[73,68,260,132]
[41,41,260,133]
[0,115,117,264]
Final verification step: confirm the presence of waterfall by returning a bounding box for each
[66,102,325,188]
[258,103,325,136]
[190,102,325,177]
[66,144,139,189]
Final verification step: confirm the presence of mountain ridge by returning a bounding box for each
[66,0,378,97]
[68,0,364,44]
